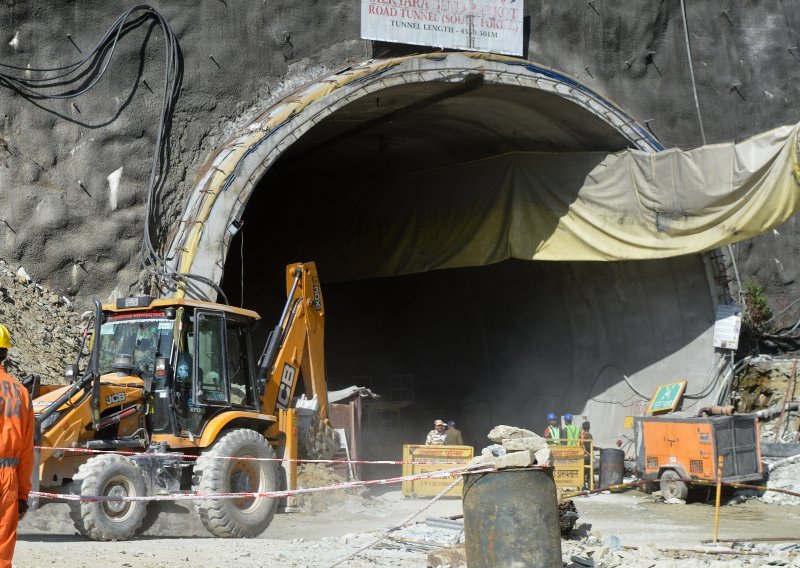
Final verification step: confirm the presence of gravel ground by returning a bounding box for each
[13,487,800,568]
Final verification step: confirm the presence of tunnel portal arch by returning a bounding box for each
[167,52,663,294]
[165,52,732,450]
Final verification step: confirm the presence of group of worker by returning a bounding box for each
[0,324,34,568]
[544,412,593,452]
[425,419,464,445]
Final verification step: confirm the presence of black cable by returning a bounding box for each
[1,6,225,304]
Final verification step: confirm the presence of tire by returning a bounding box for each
[193,429,278,538]
[68,454,148,541]
[659,469,689,501]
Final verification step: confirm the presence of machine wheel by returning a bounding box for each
[300,413,340,460]
[659,469,689,501]
[193,429,278,538]
[68,454,148,541]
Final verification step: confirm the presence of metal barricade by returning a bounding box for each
[546,438,594,490]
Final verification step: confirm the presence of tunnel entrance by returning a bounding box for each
[213,61,720,466]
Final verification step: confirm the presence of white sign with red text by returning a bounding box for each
[361,0,523,56]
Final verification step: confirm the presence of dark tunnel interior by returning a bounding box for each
[220,81,715,471]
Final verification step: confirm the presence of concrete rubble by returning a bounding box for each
[759,460,800,506]
[416,530,800,567]
[0,259,83,383]
[560,535,800,567]
[469,425,553,468]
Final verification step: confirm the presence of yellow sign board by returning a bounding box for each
[550,445,584,489]
[401,445,473,498]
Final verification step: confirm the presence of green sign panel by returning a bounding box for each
[647,381,687,414]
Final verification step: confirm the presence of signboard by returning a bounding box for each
[402,444,473,497]
[550,445,584,489]
[647,381,687,414]
[713,304,742,350]
[360,0,524,57]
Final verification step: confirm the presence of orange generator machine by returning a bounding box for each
[634,415,763,500]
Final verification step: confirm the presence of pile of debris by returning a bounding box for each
[469,425,553,468]
[296,463,368,512]
[730,356,800,505]
[560,535,800,567]
[424,533,800,567]
[0,260,83,383]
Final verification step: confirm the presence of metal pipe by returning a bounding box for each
[95,405,139,430]
[713,456,724,545]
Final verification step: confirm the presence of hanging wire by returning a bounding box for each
[679,0,707,145]
[0,5,226,303]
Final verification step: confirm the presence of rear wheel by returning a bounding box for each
[659,469,689,501]
[193,429,278,538]
[68,454,148,541]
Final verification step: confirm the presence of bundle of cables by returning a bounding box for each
[0,4,227,303]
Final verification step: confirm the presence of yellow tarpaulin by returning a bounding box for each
[304,123,800,282]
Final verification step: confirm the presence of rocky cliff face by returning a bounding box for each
[0,0,798,317]
[0,260,82,383]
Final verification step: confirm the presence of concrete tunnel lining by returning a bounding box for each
[168,52,727,458]
[167,52,663,290]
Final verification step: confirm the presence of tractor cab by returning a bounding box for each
[99,297,263,441]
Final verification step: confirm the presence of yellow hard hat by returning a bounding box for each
[0,324,11,349]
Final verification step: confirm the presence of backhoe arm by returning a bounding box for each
[258,262,329,421]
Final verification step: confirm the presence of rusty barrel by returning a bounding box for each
[599,448,625,488]
[463,467,562,568]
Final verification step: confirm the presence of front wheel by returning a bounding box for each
[659,469,689,501]
[193,429,279,538]
[68,454,148,541]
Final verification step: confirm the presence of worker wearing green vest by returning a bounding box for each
[544,413,562,444]
[564,413,581,446]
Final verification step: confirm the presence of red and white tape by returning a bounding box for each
[35,445,470,466]
[31,466,498,503]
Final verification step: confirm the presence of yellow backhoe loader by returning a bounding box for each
[28,262,338,540]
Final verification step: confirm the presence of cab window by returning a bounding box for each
[226,318,254,407]
[194,312,228,403]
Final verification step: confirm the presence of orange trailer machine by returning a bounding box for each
[634,414,763,500]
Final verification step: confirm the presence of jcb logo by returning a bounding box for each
[311,278,322,311]
[105,392,126,405]
[276,364,296,410]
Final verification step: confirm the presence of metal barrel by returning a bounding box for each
[599,448,625,488]
[463,467,562,568]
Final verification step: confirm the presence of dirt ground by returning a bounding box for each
[13,487,800,568]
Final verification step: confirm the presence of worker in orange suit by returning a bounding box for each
[0,324,34,568]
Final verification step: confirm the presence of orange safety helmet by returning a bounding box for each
[0,323,11,349]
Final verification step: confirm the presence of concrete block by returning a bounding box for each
[534,446,553,466]
[487,425,538,443]
[468,455,495,467]
[502,435,548,452]
[494,450,535,469]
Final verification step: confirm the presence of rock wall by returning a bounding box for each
[0,0,798,310]
[0,260,82,382]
